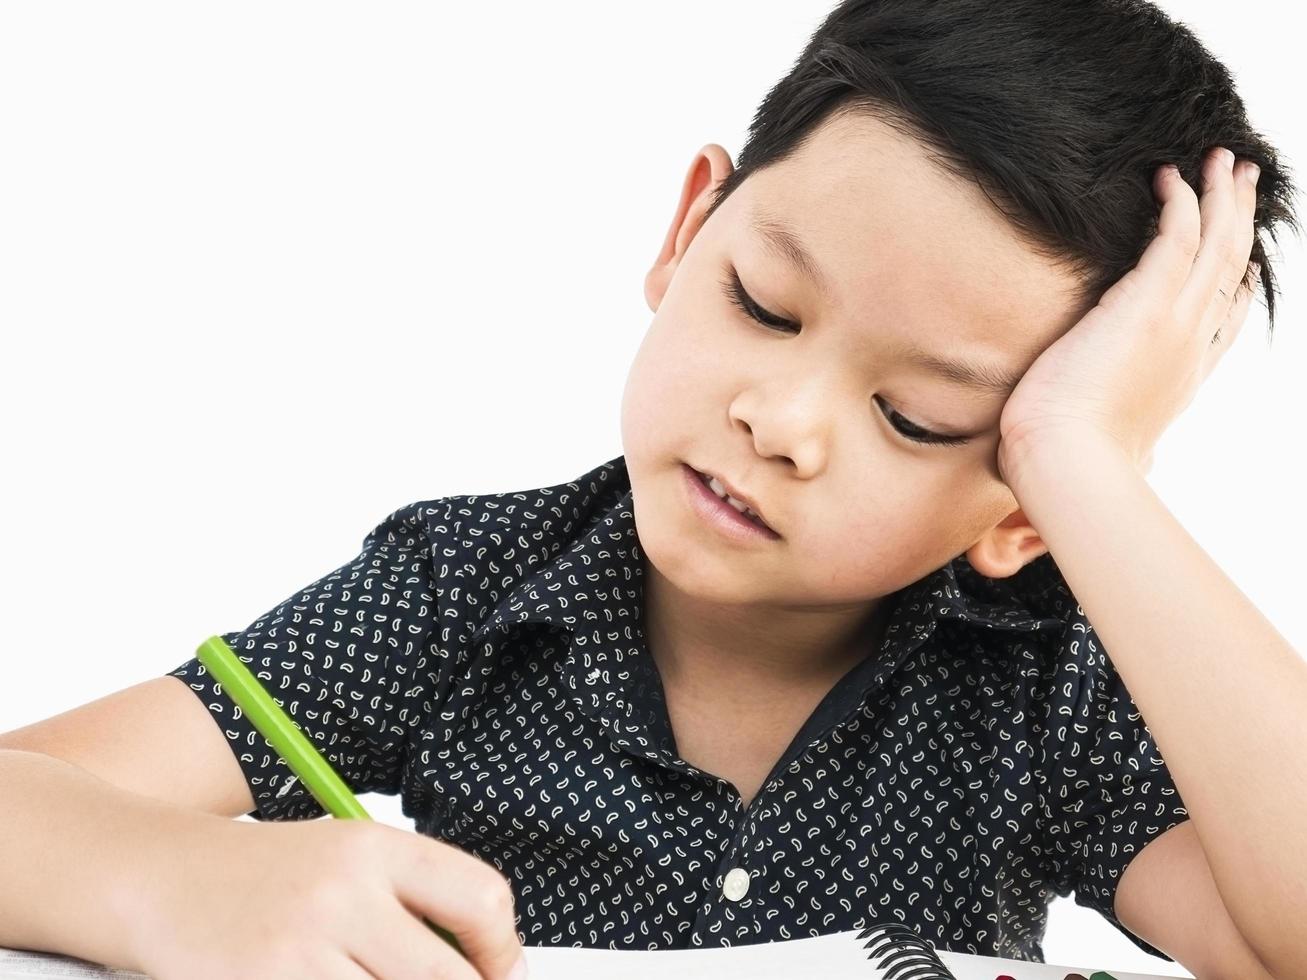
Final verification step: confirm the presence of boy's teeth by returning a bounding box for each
[705,474,759,519]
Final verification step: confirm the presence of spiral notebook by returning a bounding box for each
[0,923,1187,980]
[516,923,1183,979]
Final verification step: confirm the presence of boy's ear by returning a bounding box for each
[645,143,736,312]
[965,507,1050,579]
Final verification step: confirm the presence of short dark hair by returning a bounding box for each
[703,0,1300,336]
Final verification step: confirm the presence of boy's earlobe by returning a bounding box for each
[644,260,674,312]
[964,508,1050,579]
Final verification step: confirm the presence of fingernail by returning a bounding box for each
[508,953,529,980]
[1244,162,1261,185]
[1222,146,1236,169]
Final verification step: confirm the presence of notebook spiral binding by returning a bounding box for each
[856,922,959,979]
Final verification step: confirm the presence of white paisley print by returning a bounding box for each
[168,454,1189,962]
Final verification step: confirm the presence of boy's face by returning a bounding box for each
[620,109,1089,612]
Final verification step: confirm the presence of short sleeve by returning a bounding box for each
[166,500,444,822]
[1036,605,1191,962]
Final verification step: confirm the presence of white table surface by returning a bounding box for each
[0,939,1190,980]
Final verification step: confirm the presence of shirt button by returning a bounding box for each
[722,867,751,901]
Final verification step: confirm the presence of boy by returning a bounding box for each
[0,0,1300,978]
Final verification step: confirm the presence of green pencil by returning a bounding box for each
[196,634,466,958]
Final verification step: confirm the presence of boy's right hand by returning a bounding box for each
[126,816,527,980]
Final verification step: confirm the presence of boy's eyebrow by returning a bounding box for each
[751,207,835,302]
[749,206,1025,398]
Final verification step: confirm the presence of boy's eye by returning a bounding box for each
[719,266,973,448]
[722,266,800,332]
[871,395,970,447]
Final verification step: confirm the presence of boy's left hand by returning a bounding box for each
[995,145,1262,487]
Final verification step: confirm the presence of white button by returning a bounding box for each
[722,867,751,901]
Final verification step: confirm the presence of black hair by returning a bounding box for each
[703,0,1299,336]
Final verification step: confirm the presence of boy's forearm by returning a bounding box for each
[1005,438,1307,978]
[0,748,230,973]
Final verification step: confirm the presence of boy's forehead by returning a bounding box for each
[724,111,1087,369]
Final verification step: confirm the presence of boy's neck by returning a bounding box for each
[641,559,892,695]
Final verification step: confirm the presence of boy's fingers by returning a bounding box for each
[1201,157,1261,349]
[389,841,527,980]
[355,900,482,980]
[1200,269,1255,385]
[1110,163,1199,316]
[1177,147,1241,332]
[1223,159,1262,322]
[334,952,381,980]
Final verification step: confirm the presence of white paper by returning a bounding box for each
[0,948,147,979]
[518,930,1186,980]
[0,933,1188,980]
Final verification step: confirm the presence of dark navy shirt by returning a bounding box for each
[167,454,1190,962]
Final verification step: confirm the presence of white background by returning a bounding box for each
[1,2,1302,976]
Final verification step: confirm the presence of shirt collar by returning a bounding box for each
[474,454,1066,761]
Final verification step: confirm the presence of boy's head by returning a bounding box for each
[620,0,1298,619]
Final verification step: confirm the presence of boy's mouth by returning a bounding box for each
[685,463,780,537]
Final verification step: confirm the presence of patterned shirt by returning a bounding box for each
[167,453,1190,962]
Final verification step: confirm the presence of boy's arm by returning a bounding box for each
[0,747,231,972]
[1008,436,1307,980]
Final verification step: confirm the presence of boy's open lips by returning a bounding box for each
[682,463,782,542]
